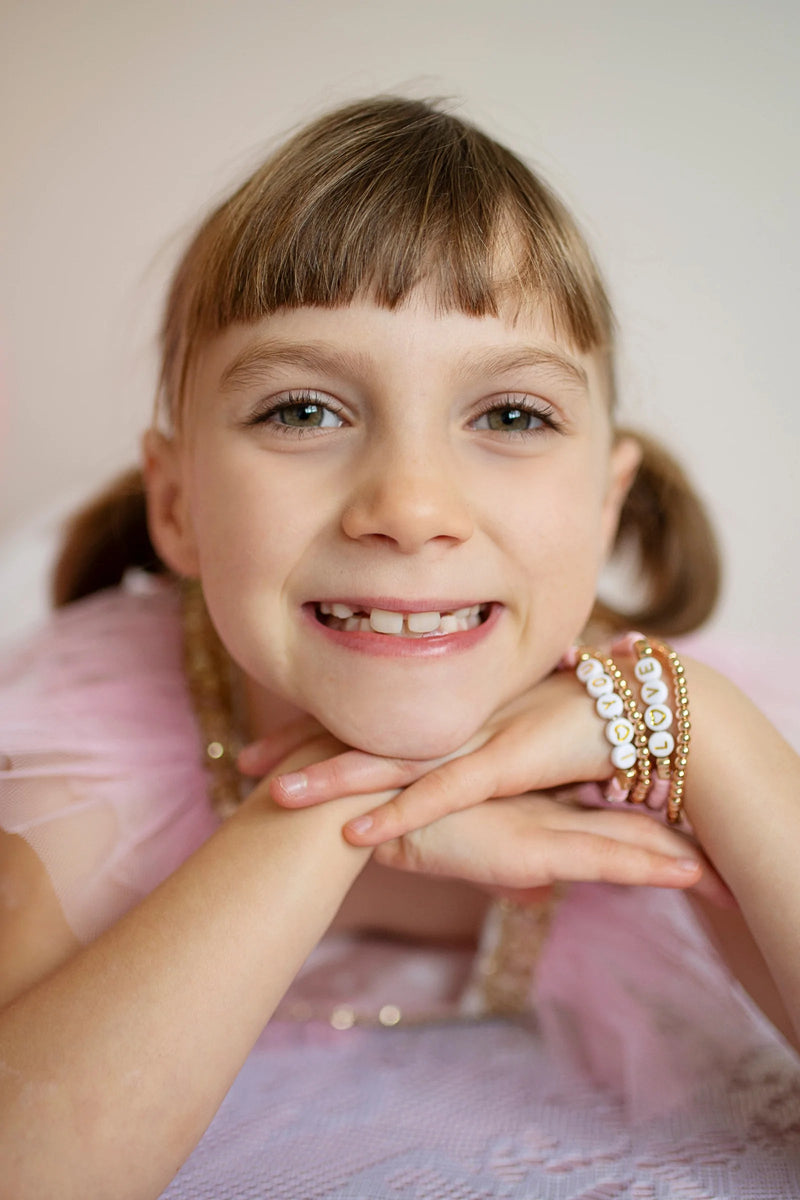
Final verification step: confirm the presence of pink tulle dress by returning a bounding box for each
[1,578,799,1199]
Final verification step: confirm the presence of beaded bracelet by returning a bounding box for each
[616,634,691,823]
[651,641,691,824]
[633,633,671,792]
[575,649,650,804]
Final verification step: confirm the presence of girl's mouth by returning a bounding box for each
[314,602,490,638]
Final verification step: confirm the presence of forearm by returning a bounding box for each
[683,658,800,1038]
[0,787,371,1200]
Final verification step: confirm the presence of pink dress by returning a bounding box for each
[1,579,799,1199]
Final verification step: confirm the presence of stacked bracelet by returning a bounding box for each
[571,636,691,822]
[653,641,691,823]
[575,650,650,804]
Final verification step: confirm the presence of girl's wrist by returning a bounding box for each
[237,774,388,857]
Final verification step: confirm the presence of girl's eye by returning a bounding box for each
[273,402,342,429]
[247,394,345,432]
[472,399,558,435]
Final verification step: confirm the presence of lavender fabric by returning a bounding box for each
[1,580,799,1198]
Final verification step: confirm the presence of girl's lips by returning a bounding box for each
[302,601,502,657]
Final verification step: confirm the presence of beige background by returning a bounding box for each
[1,0,797,642]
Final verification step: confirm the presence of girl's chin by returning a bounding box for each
[317,709,485,762]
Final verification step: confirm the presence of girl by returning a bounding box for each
[1,97,799,1199]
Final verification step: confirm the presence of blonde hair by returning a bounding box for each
[158,96,615,431]
[53,95,719,634]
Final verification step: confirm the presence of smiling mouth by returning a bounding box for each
[314,602,491,638]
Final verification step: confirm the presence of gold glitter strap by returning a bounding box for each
[181,579,246,817]
[466,887,564,1017]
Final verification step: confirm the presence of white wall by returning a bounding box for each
[1,0,797,639]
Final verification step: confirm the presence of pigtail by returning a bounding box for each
[596,430,722,636]
[51,468,166,608]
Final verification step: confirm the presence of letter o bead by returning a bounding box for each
[586,672,614,699]
[577,657,604,684]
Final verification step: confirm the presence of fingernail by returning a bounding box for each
[675,858,701,873]
[277,771,308,798]
[345,815,373,836]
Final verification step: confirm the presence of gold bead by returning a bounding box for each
[378,1004,402,1027]
[207,741,225,760]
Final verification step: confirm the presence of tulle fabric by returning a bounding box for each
[0,579,218,940]
[1,581,799,1197]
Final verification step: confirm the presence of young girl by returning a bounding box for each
[1,97,799,1199]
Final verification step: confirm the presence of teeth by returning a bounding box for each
[318,602,488,637]
[369,609,405,635]
[406,611,442,634]
[331,602,355,619]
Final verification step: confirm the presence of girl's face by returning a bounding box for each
[146,294,639,758]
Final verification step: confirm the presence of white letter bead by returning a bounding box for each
[586,673,614,698]
[644,704,673,731]
[576,657,604,683]
[640,679,668,705]
[634,657,663,682]
[596,692,624,719]
[648,730,675,758]
[611,742,638,769]
[606,717,634,746]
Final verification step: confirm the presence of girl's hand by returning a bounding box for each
[371,791,733,907]
[239,671,616,845]
[236,687,732,907]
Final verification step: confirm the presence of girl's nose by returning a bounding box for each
[340,449,474,554]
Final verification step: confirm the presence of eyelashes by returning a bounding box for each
[243,391,346,436]
[470,395,563,437]
[244,390,564,439]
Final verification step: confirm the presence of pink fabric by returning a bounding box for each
[0,579,218,940]
[1,581,799,1198]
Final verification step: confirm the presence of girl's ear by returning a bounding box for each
[600,434,642,557]
[141,430,200,577]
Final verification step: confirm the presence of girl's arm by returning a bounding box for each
[679,658,800,1040]
[256,658,800,1044]
[0,725,727,1200]
[0,770,372,1200]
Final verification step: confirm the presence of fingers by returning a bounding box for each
[372,795,736,906]
[373,821,702,891]
[342,678,614,844]
[342,752,501,844]
[270,749,431,807]
[271,728,496,807]
[524,829,704,890]
[517,800,735,906]
[271,669,610,831]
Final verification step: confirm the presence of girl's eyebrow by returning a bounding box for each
[218,339,588,393]
[455,346,589,391]
[219,341,372,392]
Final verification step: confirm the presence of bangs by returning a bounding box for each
[160,98,614,423]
